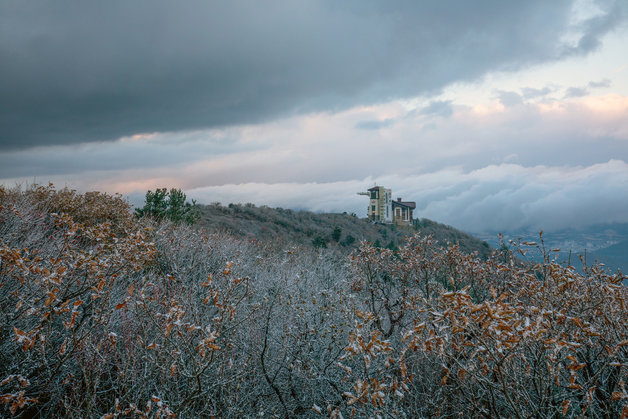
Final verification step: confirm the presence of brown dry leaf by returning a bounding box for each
[611,392,627,401]
[201,273,212,287]
[561,400,570,415]
[440,365,450,385]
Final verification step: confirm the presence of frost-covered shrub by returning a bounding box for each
[0,184,626,417]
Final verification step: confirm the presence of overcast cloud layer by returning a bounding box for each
[1,0,626,149]
[1,1,628,234]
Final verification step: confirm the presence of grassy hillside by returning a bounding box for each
[196,202,492,257]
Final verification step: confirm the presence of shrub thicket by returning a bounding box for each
[0,185,626,417]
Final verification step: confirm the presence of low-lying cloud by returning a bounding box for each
[184,160,628,234]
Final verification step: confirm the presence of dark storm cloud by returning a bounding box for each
[0,130,255,178]
[1,0,626,150]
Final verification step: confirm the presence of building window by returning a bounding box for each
[372,205,376,212]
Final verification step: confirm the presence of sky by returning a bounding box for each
[1,0,628,234]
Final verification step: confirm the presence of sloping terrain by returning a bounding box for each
[196,202,492,257]
[479,223,628,274]
[590,239,628,273]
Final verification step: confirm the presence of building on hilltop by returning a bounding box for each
[358,185,392,222]
[392,197,415,223]
[358,185,415,224]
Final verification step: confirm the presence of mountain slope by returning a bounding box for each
[589,240,628,273]
[196,203,492,257]
[478,223,628,274]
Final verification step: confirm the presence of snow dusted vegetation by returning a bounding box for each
[0,185,626,417]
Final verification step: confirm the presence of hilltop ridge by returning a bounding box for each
[196,202,492,257]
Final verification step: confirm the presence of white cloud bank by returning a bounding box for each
[183,160,628,234]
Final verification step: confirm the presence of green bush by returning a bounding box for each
[312,236,328,248]
[331,226,342,242]
[135,188,200,224]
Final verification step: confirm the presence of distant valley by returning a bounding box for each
[477,222,628,274]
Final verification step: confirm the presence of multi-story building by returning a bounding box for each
[358,186,392,222]
[358,185,415,224]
